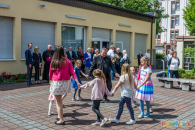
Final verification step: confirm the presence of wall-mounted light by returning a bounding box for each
[39,3,46,8]
[0,4,10,9]
[66,15,86,20]
[118,23,131,27]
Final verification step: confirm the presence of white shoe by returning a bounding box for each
[100,118,107,127]
[48,112,53,116]
[91,121,101,126]
[109,118,120,123]
[126,119,136,125]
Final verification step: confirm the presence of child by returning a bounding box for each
[79,69,113,127]
[136,56,154,118]
[48,91,55,116]
[109,64,137,125]
[72,60,87,101]
[130,67,137,108]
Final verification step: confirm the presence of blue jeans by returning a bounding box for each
[167,66,170,77]
[116,97,135,120]
[109,63,115,79]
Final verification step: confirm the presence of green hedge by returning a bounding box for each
[165,69,195,79]
[156,53,165,59]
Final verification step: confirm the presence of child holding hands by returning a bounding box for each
[110,64,137,125]
[136,56,154,118]
[72,60,87,101]
[79,69,113,127]
[130,67,137,108]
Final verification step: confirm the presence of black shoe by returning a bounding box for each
[38,82,41,84]
[27,84,30,87]
[55,121,65,125]
[30,83,34,85]
[56,118,60,121]
[105,99,110,102]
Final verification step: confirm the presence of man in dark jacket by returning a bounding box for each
[25,43,34,87]
[66,46,77,67]
[115,48,123,75]
[137,51,143,66]
[86,48,120,102]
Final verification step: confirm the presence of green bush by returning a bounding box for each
[178,69,185,74]
[156,53,165,59]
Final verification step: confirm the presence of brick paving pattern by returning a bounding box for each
[0,73,195,130]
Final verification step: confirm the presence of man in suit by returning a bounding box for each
[137,51,143,66]
[86,48,120,102]
[25,43,34,87]
[115,48,123,75]
[66,46,77,67]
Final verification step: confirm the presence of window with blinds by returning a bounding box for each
[21,19,55,59]
[116,31,130,58]
[92,28,110,40]
[0,17,13,59]
[134,33,147,58]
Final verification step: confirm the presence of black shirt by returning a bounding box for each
[103,57,108,75]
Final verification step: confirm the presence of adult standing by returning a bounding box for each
[42,45,54,82]
[91,47,95,58]
[168,51,181,87]
[137,51,143,66]
[167,51,172,77]
[145,50,150,59]
[66,46,77,67]
[107,45,115,80]
[84,48,93,75]
[93,49,100,59]
[115,48,123,75]
[49,46,80,125]
[25,43,34,87]
[86,48,120,102]
[33,46,42,84]
[77,46,85,76]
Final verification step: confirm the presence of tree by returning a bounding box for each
[94,0,169,35]
[183,0,195,36]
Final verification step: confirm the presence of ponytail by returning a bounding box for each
[93,69,106,83]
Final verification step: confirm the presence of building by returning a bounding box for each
[156,0,190,55]
[0,0,156,75]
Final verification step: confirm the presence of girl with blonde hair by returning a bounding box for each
[79,69,113,127]
[110,63,137,125]
[33,46,42,84]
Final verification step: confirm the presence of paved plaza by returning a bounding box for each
[0,73,195,130]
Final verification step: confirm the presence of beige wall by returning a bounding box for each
[0,0,156,74]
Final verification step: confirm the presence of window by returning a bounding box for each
[171,17,175,28]
[176,17,179,25]
[171,32,174,39]
[175,31,178,38]
[61,26,84,53]
[0,17,13,59]
[176,2,179,10]
[172,3,175,14]
[157,33,161,39]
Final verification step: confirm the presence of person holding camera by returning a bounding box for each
[66,46,77,67]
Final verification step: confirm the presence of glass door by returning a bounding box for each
[92,41,101,50]
[109,41,123,51]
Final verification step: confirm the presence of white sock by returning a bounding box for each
[131,97,134,105]
[48,100,54,114]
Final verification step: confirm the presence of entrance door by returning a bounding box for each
[92,41,101,50]
[109,41,123,51]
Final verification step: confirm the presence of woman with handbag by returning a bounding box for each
[33,46,42,84]
[84,48,93,75]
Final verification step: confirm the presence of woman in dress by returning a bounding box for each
[33,46,42,84]
[49,46,80,125]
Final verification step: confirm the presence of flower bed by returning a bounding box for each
[0,72,35,84]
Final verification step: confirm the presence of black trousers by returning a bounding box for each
[104,74,112,100]
[170,70,180,85]
[27,65,33,85]
[34,66,40,81]
[115,64,121,75]
[92,100,104,122]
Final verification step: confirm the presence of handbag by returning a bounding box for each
[39,67,42,80]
